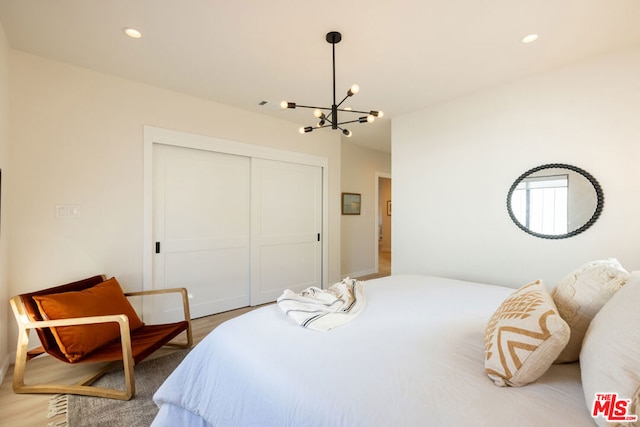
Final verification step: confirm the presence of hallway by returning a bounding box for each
[355,249,391,281]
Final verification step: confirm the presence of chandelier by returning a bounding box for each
[280,31,383,137]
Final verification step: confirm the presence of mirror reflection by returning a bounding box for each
[507,164,603,239]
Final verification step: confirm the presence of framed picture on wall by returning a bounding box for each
[387,200,391,216]
[342,193,361,215]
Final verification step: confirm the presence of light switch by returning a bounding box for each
[56,204,81,218]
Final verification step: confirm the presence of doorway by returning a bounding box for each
[377,174,392,277]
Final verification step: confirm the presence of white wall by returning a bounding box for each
[0,20,10,383]
[341,141,391,277]
[7,51,343,349]
[392,48,640,289]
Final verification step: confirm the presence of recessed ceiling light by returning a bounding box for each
[521,34,539,44]
[123,27,142,39]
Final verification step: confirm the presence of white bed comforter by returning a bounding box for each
[152,275,594,427]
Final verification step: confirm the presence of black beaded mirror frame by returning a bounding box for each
[506,163,604,239]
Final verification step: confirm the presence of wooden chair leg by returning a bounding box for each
[12,324,30,393]
[12,324,135,400]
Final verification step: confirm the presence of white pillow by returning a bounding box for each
[580,272,640,427]
[484,280,570,387]
[551,259,629,363]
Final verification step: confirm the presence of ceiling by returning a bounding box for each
[1,1,640,152]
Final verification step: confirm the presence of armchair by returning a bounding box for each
[9,274,192,400]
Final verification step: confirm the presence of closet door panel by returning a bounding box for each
[153,144,251,321]
[251,159,322,305]
[151,139,324,321]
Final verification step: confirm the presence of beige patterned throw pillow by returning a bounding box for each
[551,259,629,364]
[484,280,570,387]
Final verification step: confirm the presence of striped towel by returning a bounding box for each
[277,278,366,331]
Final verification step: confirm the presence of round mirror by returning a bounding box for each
[506,163,604,239]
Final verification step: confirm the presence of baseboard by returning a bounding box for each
[343,268,377,279]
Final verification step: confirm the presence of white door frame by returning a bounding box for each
[375,171,392,273]
[143,126,329,317]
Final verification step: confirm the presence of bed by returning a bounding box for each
[151,272,639,426]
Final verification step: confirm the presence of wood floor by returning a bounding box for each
[0,256,390,427]
[0,307,257,427]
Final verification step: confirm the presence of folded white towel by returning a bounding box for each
[277,278,366,331]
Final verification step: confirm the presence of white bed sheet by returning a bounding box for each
[152,275,594,426]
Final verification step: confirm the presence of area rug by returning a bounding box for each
[47,350,189,427]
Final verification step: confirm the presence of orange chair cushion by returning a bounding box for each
[33,277,144,362]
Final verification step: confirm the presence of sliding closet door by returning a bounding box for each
[153,144,251,321]
[251,159,323,305]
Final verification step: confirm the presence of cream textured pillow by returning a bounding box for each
[551,259,629,363]
[484,280,570,387]
[580,272,640,427]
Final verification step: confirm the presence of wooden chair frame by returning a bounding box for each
[10,283,193,400]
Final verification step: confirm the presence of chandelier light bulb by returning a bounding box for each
[347,84,360,97]
[367,115,375,123]
[313,109,323,118]
[123,27,142,39]
[281,101,297,109]
[343,129,352,137]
